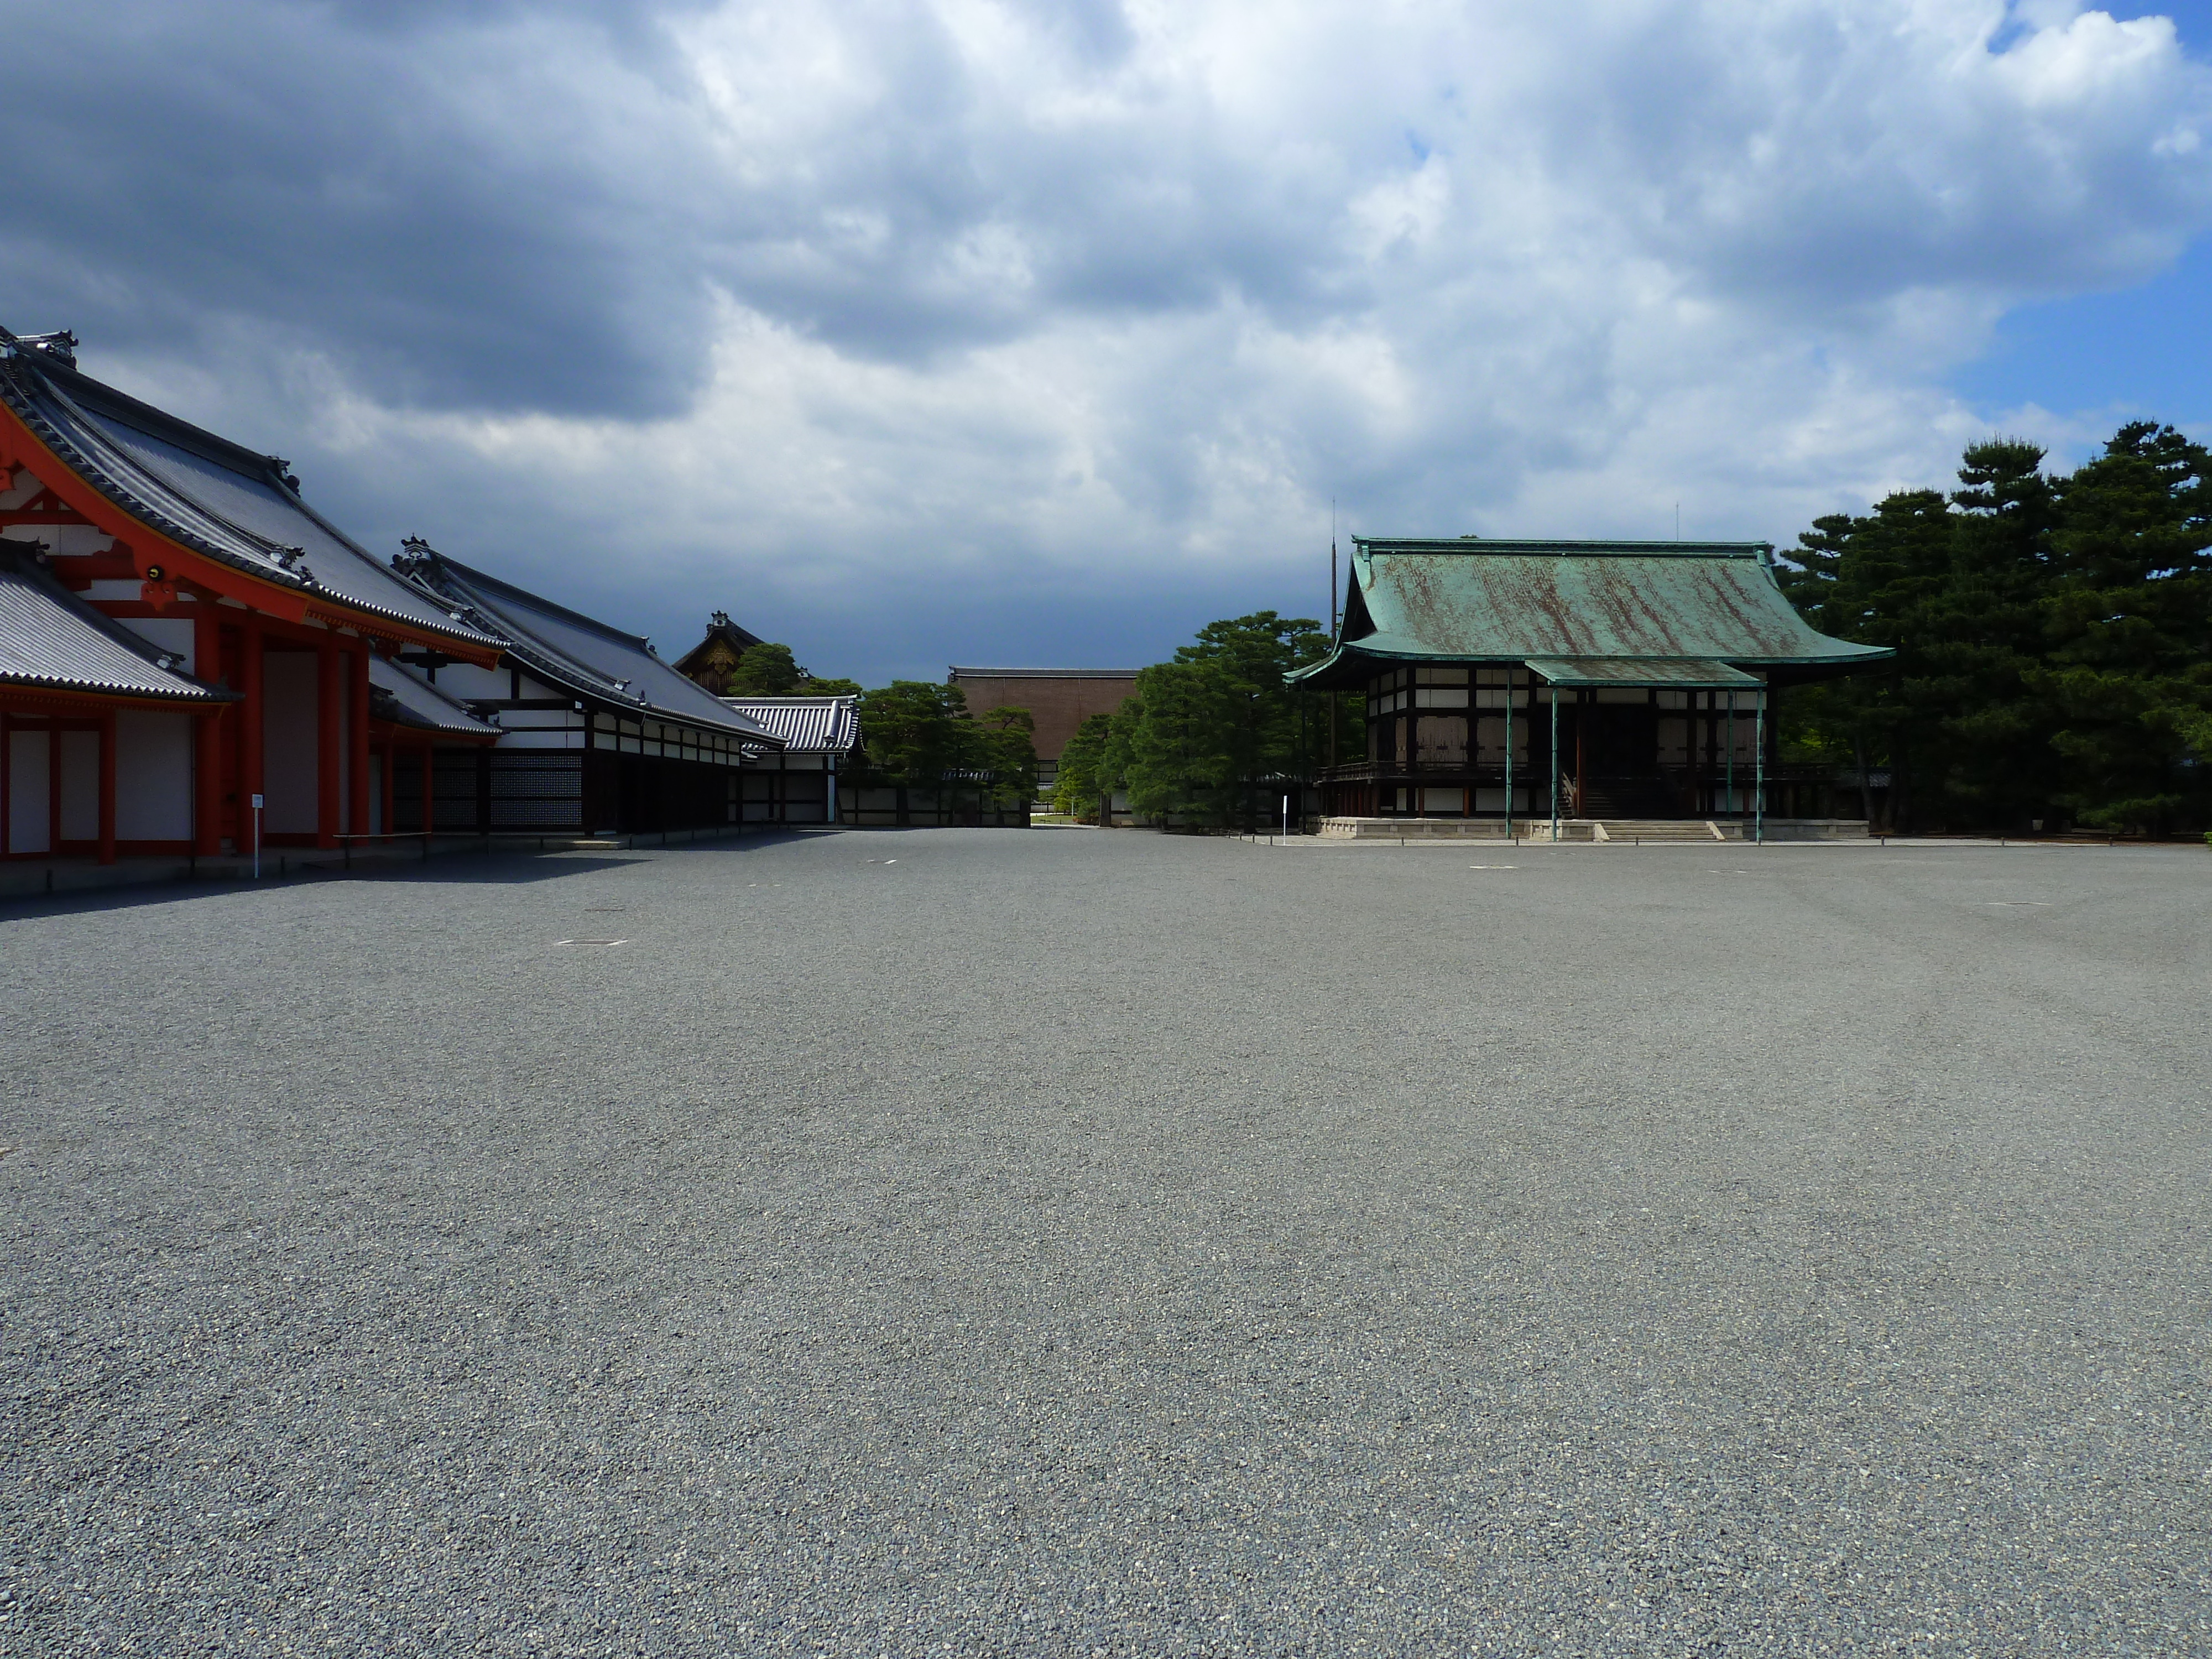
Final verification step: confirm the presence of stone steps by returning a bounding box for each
[1594,819,1734,843]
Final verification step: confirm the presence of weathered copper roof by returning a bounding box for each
[1526,656,1762,688]
[1291,538,1892,687]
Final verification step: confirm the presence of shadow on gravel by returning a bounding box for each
[348,855,647,886]
[0,830,854,921]
[643,828,843,852]
[0,855,649,920]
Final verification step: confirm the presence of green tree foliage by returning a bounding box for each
[1051,712,1115,820]
[853,681,1037,808]
[2037,422,2212,830]
[1780,424,2212,833]
[726,641,804,693]
[1057,611,1332,828]
[971,704,1040,805]
[724,641,864,698]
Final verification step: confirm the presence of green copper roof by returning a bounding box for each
[1290,538,1892,687]
[1525,656,1762,688]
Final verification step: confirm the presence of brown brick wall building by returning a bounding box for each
[947,667,1140,791]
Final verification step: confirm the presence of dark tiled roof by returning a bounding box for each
[0,545,232,703]
[368,654,498,737]
[949,666,1142,679]
[721,695,860,753]
[395,548,781,743]
[0,337,503,652]
[673,611,766,677]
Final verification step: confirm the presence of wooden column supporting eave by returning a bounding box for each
[316,641,341,848]
[348,648,370,837]
[193,603,225,855]
[241,618,264,812]
[194,708,223,856]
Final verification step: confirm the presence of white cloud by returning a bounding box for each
[67,0,2212,674]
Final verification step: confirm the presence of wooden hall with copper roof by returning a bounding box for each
[1290,536,1893,839]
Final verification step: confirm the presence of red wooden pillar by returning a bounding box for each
[316,641,341,847]
[97,709,116,865]
[241,618,264,820]
[348,649,371,837]
[193,603,224,855]
[194,711,222,855]
[420,745,435,836]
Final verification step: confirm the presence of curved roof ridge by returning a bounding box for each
[0,346,503,650]
[429,552,657,651]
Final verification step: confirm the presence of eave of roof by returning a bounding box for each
[0,337,504,655]
[1287,535,1893,687]
[0,546,235,704]
[1526,656,1764,688]
[398,551,782,744]
[721,694,862,752]
[368,655,500,738]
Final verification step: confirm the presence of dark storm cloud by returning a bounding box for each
[12,2,2212,686]
[2,0,1359,417]
[1,1,724,417]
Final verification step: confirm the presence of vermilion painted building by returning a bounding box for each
[0,542,237,860]
[0,329,508,862]
[0,327,782,863]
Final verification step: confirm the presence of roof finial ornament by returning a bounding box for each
[711,609,732,628]
[394,535,437,576]
[13,330,78,367]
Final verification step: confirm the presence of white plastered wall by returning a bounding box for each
[58,730,97,841]
[117,617,197,675]
[434,661,509,700]
[115,711,194,841]
[6,729,49,853]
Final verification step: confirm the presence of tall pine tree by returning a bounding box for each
[1780,425,2212,833]
[2037,422,2212,832]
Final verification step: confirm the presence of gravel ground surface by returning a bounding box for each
[3,828,2208,1656]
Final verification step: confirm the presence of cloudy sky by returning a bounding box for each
[9,0,2212,682]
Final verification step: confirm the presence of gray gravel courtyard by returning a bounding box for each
[3,828,2209,1655]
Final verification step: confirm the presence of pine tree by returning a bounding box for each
[2037,422,2212,832]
